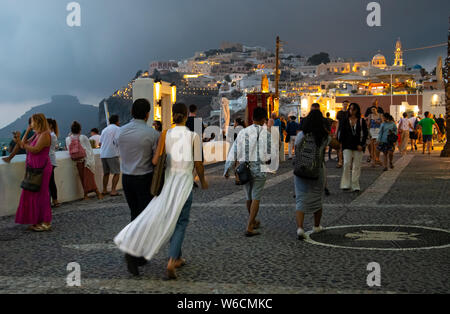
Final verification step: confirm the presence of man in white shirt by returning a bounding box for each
[408,113,419,151]
[224,107,278,237]
[100,115,121,196]
[89,128,101,148]
[398,112,412,155]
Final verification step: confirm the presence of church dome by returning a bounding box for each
[372,53,387,68]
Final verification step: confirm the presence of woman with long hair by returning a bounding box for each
[47,118,60,207]
[294,110,330,240]
[377,113,397,171]
[339,103,368,193]
[115,103,208,279]
[367,106,382,167]
[66,121,103,200]
[14,113,53,231]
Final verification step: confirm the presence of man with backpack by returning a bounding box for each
[409,112,419,151]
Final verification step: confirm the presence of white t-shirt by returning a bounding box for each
[89,134,101,148]
[399,118,411,131]
[100,124,120,158]
[408,117,417,132]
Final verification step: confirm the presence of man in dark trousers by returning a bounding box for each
[117,99,160,269]
[117,99,160,221]
[336,100,349,168]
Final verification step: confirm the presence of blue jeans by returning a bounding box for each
[168,191,193,259]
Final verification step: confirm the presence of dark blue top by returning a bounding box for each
[286,121,300,136]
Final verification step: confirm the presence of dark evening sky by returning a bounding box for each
[0,0,448,127]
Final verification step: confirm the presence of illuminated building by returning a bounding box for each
[393,38,403,67]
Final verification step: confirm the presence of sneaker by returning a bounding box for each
[312,226,325,234]
[297,228,306,240]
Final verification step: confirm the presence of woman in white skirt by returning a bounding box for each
[114,103,208,279]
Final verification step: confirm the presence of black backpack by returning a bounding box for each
[293,133,325,179]
[387,129,397,145]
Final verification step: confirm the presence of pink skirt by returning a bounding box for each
[15,163,52,225]
[76,162,98,194]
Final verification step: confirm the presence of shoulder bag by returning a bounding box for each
[150,130,168,196]
[21,158,48,192]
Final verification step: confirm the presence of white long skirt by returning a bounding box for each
[114,169,193,260]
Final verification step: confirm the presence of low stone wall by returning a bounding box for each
[0,141,230,218]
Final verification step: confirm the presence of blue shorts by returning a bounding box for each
[423,134,432,143]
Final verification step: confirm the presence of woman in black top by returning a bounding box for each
[338,103,368,192]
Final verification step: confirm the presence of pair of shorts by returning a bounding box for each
[369,128,380,139]
[422,134,432,143]
[409,131,418,140]
[377,142,395,153]
[243,177,266,201]
[101,157,121,175]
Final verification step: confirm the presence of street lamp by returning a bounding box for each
[154,79,162,121]
[170,82,176,104]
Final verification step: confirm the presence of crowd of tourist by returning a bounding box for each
[1,97,447,279]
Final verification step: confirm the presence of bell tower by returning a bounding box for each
[394,38,403,67]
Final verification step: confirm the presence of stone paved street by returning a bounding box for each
[0,148,449,294]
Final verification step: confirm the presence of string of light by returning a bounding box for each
[403,43,447,52]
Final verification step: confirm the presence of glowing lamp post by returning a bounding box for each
[170,83,176,104]
[154,80,162,121]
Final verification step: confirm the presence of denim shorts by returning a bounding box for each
[423,134,432,143]
[243,177,266,201]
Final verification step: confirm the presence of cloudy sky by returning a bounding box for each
[0,0,448,128]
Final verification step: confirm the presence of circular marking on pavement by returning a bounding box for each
[305,225,450,251]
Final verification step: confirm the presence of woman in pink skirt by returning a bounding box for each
[15,113,53,232]
[66,121,103,200]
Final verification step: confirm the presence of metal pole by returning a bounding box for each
[104,101,110,126]
[275,36,280,102]
[390,74,393,108]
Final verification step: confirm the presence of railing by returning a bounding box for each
[0,141,229,217]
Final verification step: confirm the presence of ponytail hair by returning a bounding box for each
[172,102,188,124]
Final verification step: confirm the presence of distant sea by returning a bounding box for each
[0,137,66,156]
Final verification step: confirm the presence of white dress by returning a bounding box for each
[114,126,201,260]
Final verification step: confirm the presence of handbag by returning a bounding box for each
[235,162,251,185]
[235,125,262,185]
[285,133,290,143]
[21,159,48,192]
[150,130,167,196]
[329,137,340,150]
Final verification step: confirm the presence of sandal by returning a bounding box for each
[175,258,186,268]
[27,224,38,231]
[165,268,177,280]
[245,230,261,237]
[31,223,51,232]
[253,220,261,230]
